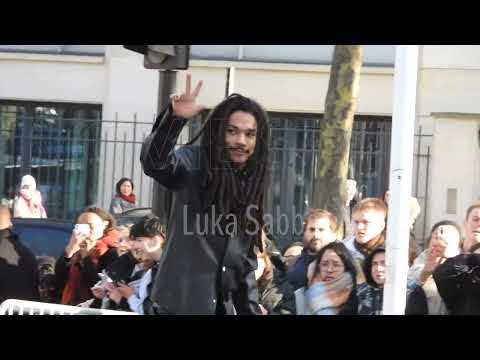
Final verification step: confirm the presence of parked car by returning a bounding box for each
[11,207,154,258]
[113,207,152,227]
[11,218,74,258]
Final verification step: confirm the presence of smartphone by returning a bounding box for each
[98,271,113,284]
[437,225,460,258]
[74,224,91,237]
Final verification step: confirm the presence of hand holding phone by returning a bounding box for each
[65,224,91,258]
[74,224,91,238]
[437,225,460,258]
[98,271,114,286]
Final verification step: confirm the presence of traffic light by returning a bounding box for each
[123,45,190,70]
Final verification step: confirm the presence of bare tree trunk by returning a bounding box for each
[312,45,363,239]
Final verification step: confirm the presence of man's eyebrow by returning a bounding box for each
[227,124,257,132]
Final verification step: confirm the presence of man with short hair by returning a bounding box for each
[344,198,387,282]
[0,201,39,303]
[286,209,338,290]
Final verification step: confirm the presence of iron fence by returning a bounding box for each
[0,111,431,250]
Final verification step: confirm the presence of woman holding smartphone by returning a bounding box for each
[54,207,120,306]
[406,220,462,315]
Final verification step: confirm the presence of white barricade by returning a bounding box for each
[0,299,138,315]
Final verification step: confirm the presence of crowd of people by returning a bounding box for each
[2,173,480,315]
[1,74,480,315]
[0,169,480,315]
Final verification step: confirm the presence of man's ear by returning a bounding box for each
[103,220,109,228]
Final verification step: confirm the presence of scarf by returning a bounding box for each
[61,229,120,305]
[305,272,354,315]
[19,189,47,217]
[355,233,385,257]
[119,193,136,204]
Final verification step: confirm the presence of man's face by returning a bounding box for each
[0,207,12,230]
[224,111,257,168]
[465,207,480,250]
[371,252,386,286]
[353,210,386,245]
[303,217,336,255]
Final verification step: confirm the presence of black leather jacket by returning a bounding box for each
[140,105,262,315]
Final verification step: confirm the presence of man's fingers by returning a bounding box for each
[185,73,192,96]
[192,80,203,97]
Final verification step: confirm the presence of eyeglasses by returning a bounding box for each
[318,261,345,272]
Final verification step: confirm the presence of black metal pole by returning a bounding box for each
[21,116,33,177]
[151,70,177,224]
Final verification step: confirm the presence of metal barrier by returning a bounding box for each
[0,299,138,315]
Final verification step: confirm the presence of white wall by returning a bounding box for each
[98,46,160,210]
[0,53,105,103]
[416,46,480,242]
[186,60,394,115]
[422,45,480,69]
[429,116,480,230]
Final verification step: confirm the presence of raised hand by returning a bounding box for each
[171,73,205,119]
[65,233,87,258]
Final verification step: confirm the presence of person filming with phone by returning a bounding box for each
[54,207,120,306]
[406,220,462,315]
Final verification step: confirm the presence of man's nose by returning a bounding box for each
[236,133,247,146]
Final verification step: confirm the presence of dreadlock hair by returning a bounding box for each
[187,93,270,247]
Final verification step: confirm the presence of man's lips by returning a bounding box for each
[230,148,247,155]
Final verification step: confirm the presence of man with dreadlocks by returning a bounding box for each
[141,74,270,315]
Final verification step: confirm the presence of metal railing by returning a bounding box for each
[0,112,156,220]
[1,110,431,249]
